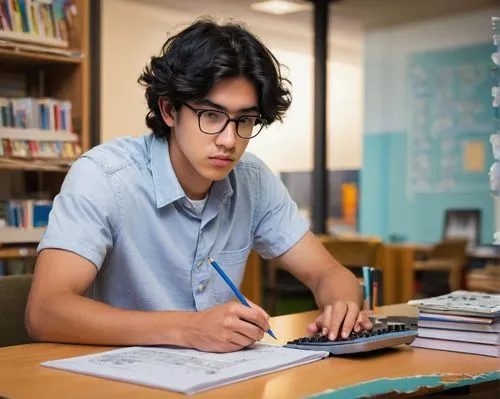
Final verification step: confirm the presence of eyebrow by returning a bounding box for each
[193,98,260,114]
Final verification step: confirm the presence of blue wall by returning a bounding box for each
[361,131,494,244]
[361,41,495,244]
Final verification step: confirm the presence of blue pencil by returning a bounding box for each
[208,256,277,340]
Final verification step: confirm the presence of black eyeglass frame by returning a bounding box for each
[183,102,267,139]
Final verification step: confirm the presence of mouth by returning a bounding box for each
[209,155,234,167]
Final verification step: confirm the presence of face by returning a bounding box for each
[159,76,259,199]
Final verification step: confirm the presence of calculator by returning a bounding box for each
[284,320,417,355]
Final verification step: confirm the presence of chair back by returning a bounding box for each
[431,239,468,264]
[322,239,380,267]
[0,274,33,347]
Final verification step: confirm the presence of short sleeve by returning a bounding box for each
[252,160,309,259]
[37,157,120,269]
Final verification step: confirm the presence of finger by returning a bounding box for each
[308,313,324,335]
[221,341,247,353]
[236,305,270,332]
[340,303,359,339]
[328,302,347,341]
[307,321,319,335]
[321,305,332,336]
[230,330,257,348]
[354,311,372,330]
[234,318,265,342]
[359,315,373,330]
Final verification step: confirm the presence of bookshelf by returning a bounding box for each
[0,29,68,47]
[0,0,90,165]
[0,0,91,267]
[0,226,45,244]
[0,127,78,141]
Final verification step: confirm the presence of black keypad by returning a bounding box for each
[286,322,408,346]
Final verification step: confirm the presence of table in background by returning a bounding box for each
[0,304,498,399]
[387,243,500,302]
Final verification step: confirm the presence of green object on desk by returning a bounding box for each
[307,370,500,399]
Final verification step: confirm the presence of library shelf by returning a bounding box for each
[0,128,79,142]
[0,227,45,245]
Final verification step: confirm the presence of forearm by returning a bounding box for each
[312,264,363,309]
[25,293,194,347]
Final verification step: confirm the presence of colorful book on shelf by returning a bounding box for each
[0,96,72,131]
[0,95,80,159]
[3,198,52,228]
[0,138,80,158]
[0,0,76,43]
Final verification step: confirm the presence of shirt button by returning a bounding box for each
[196,260,203,268]
[196,283,205,293]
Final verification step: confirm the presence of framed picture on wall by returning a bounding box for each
[443,209,481,248]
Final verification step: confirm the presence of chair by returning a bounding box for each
[0,274,33,347]
[264,236,387,315]
[322,239,379,267]
[240,250,263,307]
[413,239,468,297]
[322,239,385,307]
[263,257,314,316]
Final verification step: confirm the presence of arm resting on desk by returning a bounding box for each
[25,249,270,352]
[276,231,369,340]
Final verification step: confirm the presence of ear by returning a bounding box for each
[158,98,176,127]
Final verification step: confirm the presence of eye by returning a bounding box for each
[204,111,224,121]
[239,117,257,125]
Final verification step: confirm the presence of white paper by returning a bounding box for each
[408,291,500,316]
[41,343,328,395]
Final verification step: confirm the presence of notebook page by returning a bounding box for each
[41,343,329,395]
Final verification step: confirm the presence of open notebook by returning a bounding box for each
[41,343,329,395]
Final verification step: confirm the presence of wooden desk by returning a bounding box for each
[0,304,498,399]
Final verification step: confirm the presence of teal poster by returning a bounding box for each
[407,43,494,196]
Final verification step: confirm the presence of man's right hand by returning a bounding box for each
[187,302,271,353]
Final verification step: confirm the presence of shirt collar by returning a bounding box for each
[150,135,185,208]
[149,134,233,208]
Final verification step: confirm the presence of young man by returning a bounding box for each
[26,19,371,353]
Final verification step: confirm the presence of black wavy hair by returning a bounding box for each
[138,18,292,139]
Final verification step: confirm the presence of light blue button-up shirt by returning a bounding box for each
[38,133,309,311]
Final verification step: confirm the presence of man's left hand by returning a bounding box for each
[307,301,372,340]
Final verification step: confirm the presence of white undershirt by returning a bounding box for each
[182,196,208,218]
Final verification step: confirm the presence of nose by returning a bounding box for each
[215,120,237,149]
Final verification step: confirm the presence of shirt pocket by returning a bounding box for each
[212,245,251,304]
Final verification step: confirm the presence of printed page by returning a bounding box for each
[408,291,500,315]
[41,343,328,394]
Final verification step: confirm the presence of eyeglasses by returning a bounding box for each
[183,103,266,139]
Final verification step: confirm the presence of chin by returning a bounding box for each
[203,167,232,181]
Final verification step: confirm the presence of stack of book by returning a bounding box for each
[0,0,70,42]
[408,291,499,357]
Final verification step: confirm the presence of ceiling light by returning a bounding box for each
[250,0,311,15]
